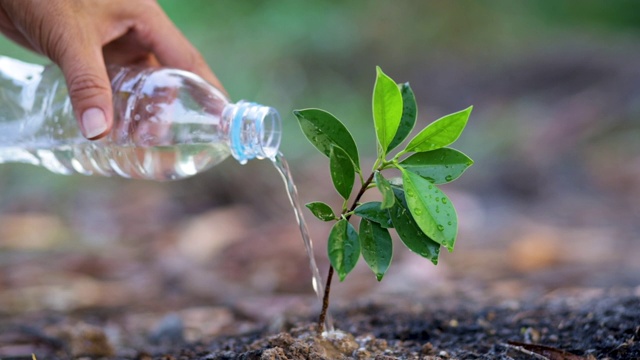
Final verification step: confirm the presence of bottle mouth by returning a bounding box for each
[228,101,282,164]
[259,106,282,160]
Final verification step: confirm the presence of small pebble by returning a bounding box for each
[421,342,435,355]
[149,313,184,345]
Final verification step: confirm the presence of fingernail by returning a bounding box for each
[81,107,108,139]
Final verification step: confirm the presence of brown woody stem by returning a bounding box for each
[317,170,376,334]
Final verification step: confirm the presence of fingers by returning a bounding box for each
[56,45,113,140]
[102,30,161,67]
[0,4,36,52]
[1,0,114,140]
[135,6,226,93]
[1,0,223,143]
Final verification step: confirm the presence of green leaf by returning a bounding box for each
[399,148,474,184]
[328,219,360,281]
[329,145,355,200]
[403,106,472,153]
[305,201,336,221]
[359,219,393,281]
[354,201,394,228]
[387,82,417,152]
[389,187,441,264]
[374,171,395,209]
[373,67,403,155]
[294,108,360,170]
[400,169,457,251]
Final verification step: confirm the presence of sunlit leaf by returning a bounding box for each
[354,201,394,228]
[373,67,403,155]
[400,148,473,184]
[330,145,355,200]
[359,219,393,281]
[294,108,360,169]
[401,169,457,251]
[388,187,441,264]
[403,106,472,153]
[328,219,360,281]
[387,82,417,152]
[305,201,336,221]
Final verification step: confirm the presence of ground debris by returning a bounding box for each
[504,341,591,360]
[147,290,640,359]
[46,321,114,358]
[1,289,639,359]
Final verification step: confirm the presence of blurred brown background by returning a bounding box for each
[1,1,640,326]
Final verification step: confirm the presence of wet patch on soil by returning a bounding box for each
[4,288,637,359]
[185,289,640,359]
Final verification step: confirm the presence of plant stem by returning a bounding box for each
[317,266,333,334]
[317,170,376,334]
[349,171,376,215]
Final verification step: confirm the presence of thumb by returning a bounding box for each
[57,47,113,140]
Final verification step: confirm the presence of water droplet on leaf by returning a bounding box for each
[445,175,453,182]
[437,224,444,231]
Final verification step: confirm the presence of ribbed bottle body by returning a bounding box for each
[0,57,281,180]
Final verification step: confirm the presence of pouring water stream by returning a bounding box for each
[272,152,334,332]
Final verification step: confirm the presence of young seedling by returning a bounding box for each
[294,67,473,334]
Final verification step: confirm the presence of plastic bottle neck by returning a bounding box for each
[222,101,281,164]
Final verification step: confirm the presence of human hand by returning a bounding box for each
[0,0,223,140]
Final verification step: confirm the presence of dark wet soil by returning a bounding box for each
[172,289,640,360]
[3,288,638,359]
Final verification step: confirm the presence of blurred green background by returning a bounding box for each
[1,1,640,314]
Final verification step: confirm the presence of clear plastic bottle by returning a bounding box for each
[0,56,281,181]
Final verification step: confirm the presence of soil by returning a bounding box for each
[1,287,639,359]
[177,289,640,360]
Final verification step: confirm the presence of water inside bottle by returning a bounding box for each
[272,152,334,331]
[0,142,230,181]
